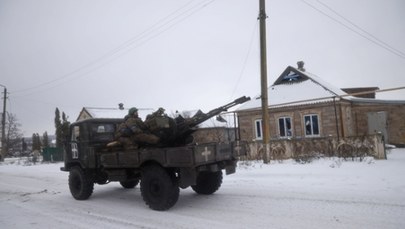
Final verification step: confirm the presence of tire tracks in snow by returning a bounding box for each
[224,189,405,209]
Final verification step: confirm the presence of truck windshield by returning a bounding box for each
[91,124,115,134]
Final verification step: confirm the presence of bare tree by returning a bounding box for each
[1,113,23,158]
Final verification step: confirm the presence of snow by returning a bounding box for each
[198,113,237,128]
[237,68,344,110]
[1,149,405,229]
[237,67,359,111]
[83,107,153,120]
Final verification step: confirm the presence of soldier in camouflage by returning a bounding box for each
[115,107,160,149]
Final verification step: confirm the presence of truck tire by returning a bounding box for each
[140,164,179,211]
[191,171,223,195]
[120,179,139,189]
[68,166,94,200]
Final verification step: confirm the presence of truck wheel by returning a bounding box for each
[69,166,94,200]
[140,164,179,211]
[120,179,139,189]
[191,171,223,195]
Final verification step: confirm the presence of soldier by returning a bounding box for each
[144,107,168,131]
[145,107,166,121]
[114,107,160,149]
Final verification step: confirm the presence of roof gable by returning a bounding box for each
[76,107,152,121]
[274,66,310,85]
[238,66,349,111]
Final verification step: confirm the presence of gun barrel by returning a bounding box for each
[167,96,251,146]
[234,96,251,105]
[223,96,251,110]
[189,96,251,127]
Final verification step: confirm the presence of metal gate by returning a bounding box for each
[367,111,388,142]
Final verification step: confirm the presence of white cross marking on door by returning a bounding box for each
[71,143,79,159]
[202,147,211,162]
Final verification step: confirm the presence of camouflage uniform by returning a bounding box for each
[116,108,159,148]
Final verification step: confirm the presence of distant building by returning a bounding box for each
[76,107,152,121]
[341,87,379,99]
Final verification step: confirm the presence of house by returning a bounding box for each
[76,106,154,121]
[236,62,405,149]
[192,113,238,144]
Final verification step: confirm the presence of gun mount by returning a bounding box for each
[145,96,250,147]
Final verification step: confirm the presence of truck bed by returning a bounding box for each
[99,142,246,169]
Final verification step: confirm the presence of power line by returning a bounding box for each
[12,0,217,96]
[229,20,259,101]
[316,0,405,58]
[301,0,405,60]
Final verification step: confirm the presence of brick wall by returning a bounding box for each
[351,103,405,146]
[237,102,344,140]
[237,101,405,146]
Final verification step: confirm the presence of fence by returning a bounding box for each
[244,134,386,162]
[42,147,64,162]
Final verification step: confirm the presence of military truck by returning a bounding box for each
[60,96,250,211]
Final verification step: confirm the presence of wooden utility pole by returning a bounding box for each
[1,85,7,161]
[259,0,270,163]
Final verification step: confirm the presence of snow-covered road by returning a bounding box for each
[1,149,405,229]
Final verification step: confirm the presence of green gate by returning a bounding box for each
[42,147,64,162]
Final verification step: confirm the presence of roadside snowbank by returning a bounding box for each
[1,148,404,229]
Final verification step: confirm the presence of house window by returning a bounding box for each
[255,119,263,140]
[304,114,320,136]
[281,71,302,82]
[278,117,292,138]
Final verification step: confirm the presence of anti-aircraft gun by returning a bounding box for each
[145,96,251,147]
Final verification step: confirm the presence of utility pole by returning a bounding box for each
[0,84,7,161]
[259,0,270,163]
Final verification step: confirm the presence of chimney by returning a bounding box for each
[297,61,305,71]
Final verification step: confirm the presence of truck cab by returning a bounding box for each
[63,118,122,171]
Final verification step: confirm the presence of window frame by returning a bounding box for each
[278,116,293,138]
[303,114,320,137]
[254,119,263,140]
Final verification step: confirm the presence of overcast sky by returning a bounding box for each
[0,0,404,137]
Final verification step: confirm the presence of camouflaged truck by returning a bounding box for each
[60,96,249,211]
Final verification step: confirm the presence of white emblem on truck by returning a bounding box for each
[71,143,79,159]
[201,147,211,162]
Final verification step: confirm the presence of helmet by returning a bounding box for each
[157,107,165,113]
[128,107,138,115]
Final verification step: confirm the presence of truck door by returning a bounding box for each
[67,125,81,160]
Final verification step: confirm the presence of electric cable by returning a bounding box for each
[301,0,405,60]
[12,0,217,96]
[229,20,259,101]
[316,0,405,58]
